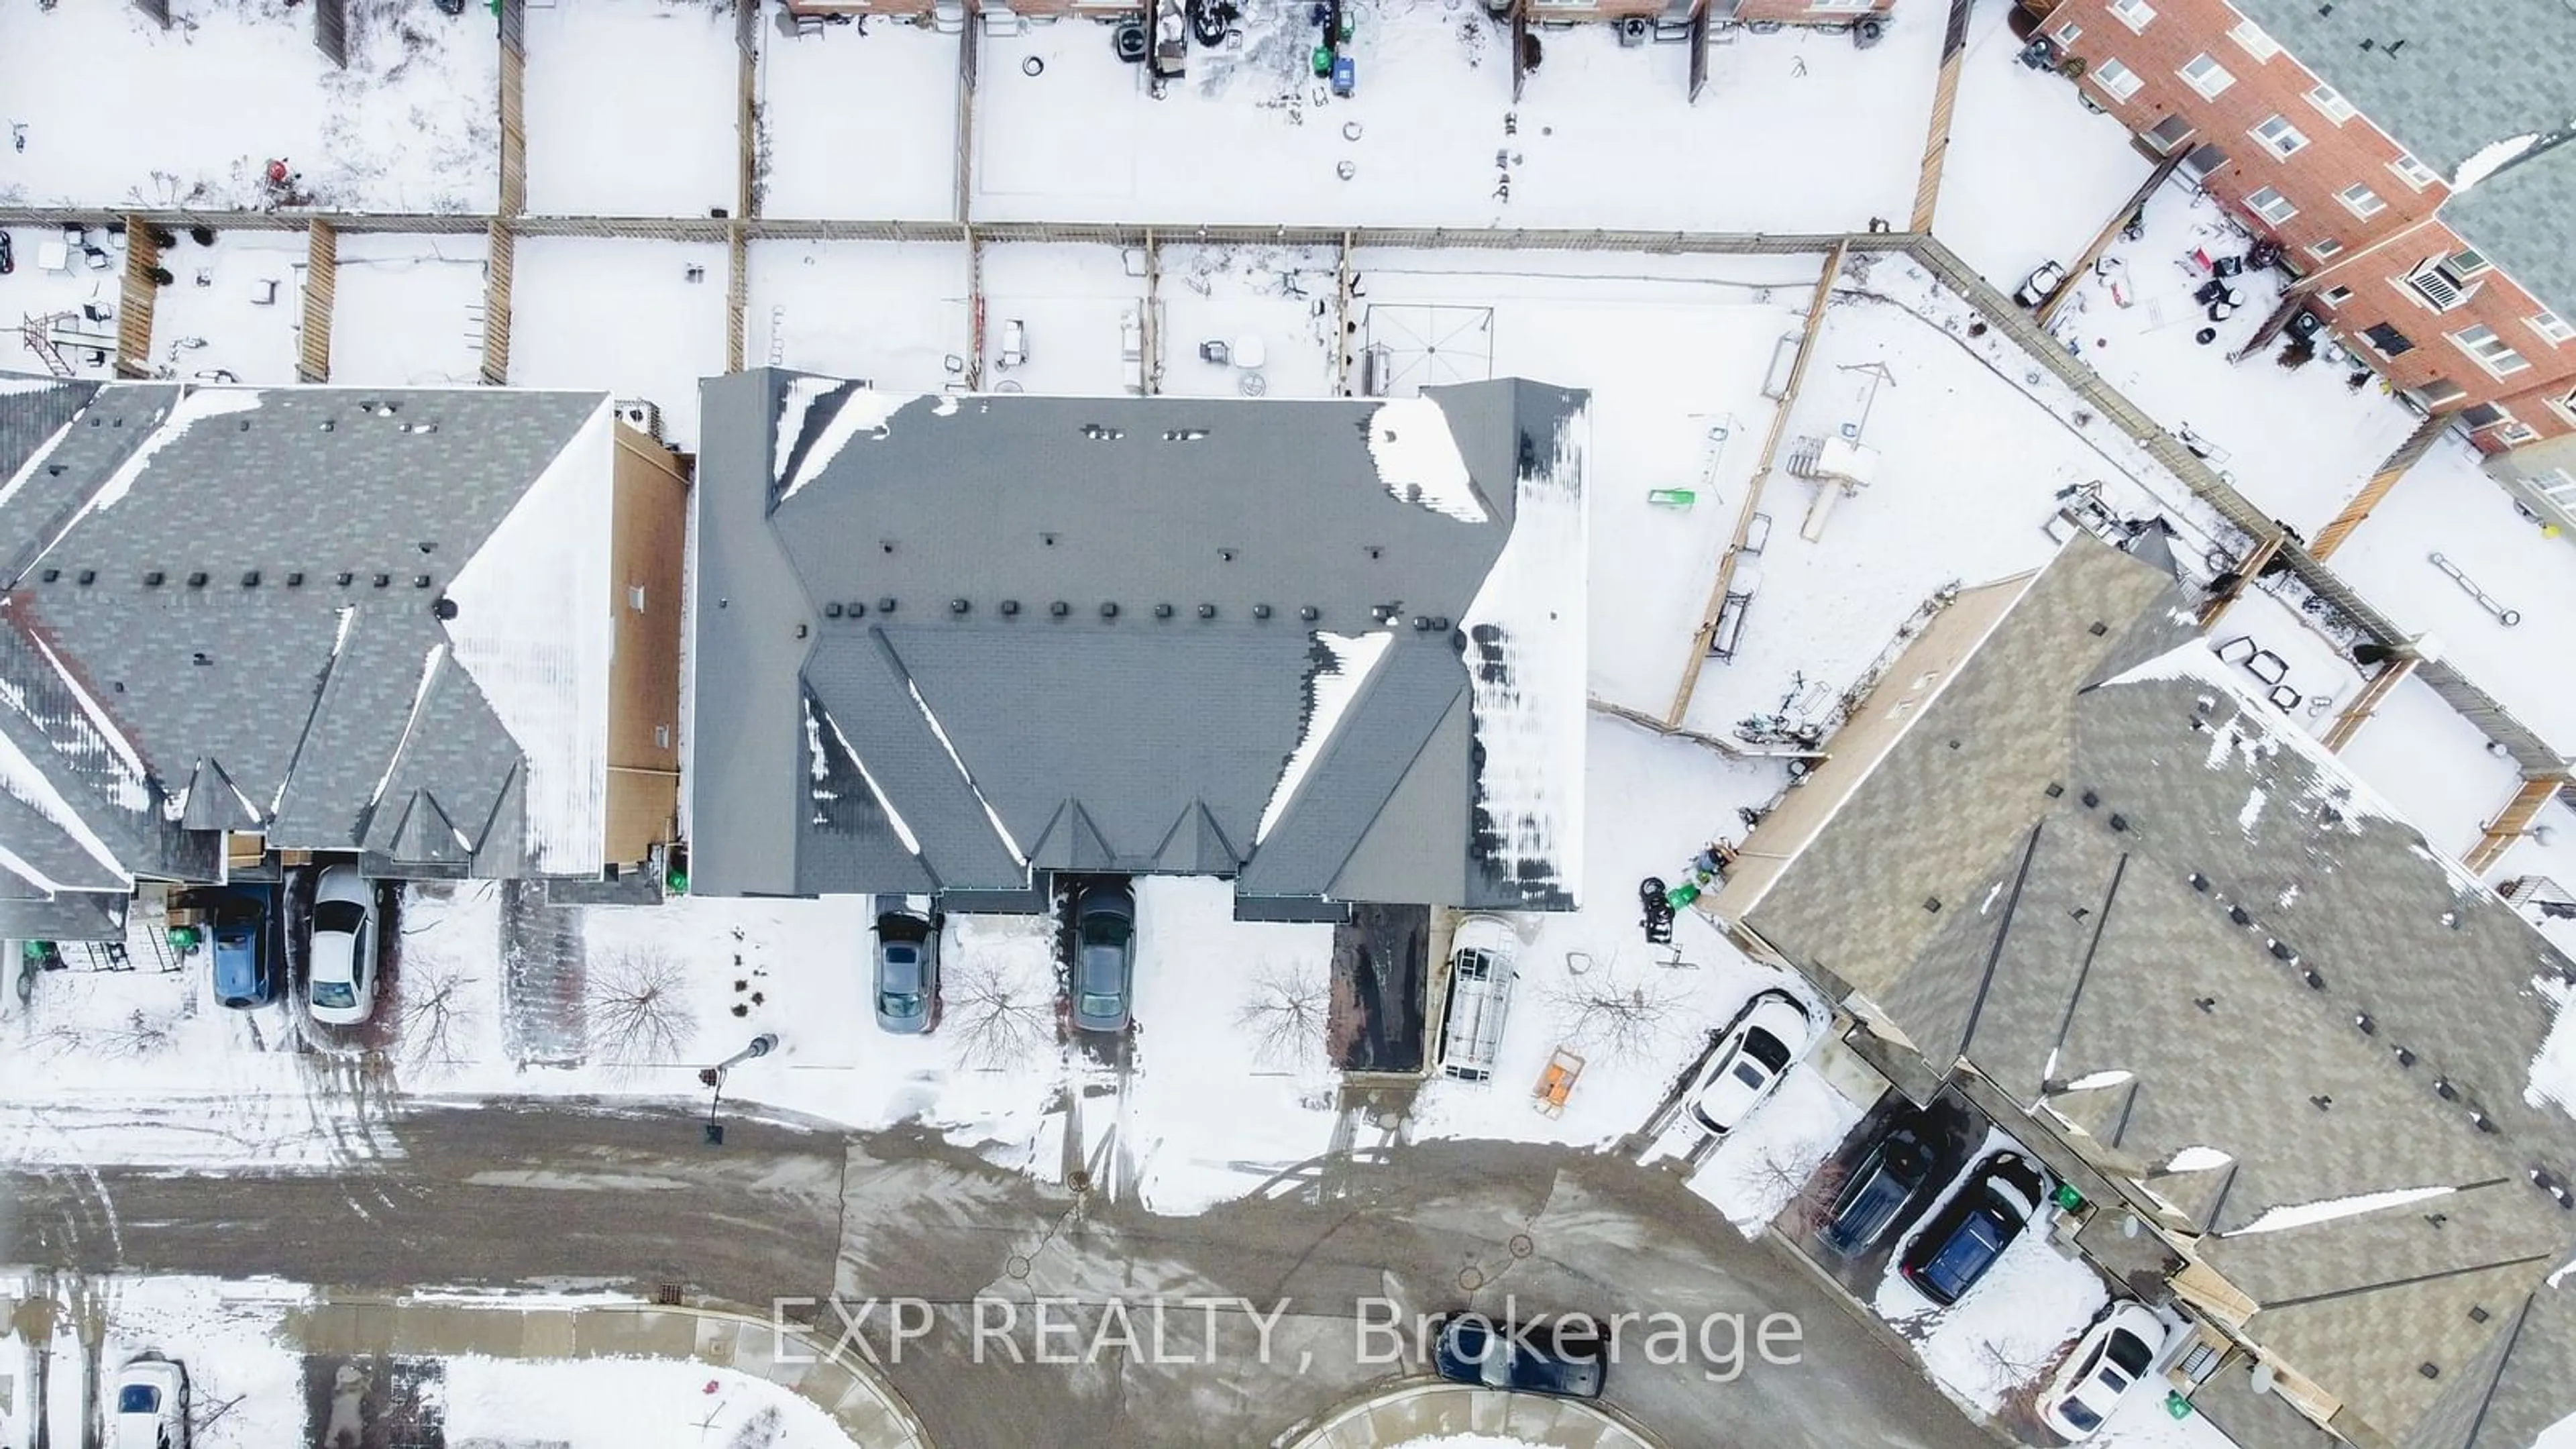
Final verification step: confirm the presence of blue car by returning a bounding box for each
[1899,1150,2048,1305]
[208,893,278,1009]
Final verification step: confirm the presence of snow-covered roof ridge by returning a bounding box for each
[1365,395,1492,523]
[1256,629,1396,845]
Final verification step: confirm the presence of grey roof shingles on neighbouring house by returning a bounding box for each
[2441,133,2576,333]
[1727,533,2576,1449]
[687,370,1589,917]
[2230,1,2576,316]
[0,375,621,934]
[2229,0,2576,179]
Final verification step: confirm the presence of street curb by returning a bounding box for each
[286,1295,934,1448]
[1272,1375,1668,1449]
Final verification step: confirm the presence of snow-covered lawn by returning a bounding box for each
[758,16,958,221]
[977,242,1145,395]
[2,227,131,380]
[2097,1384,2253,1448]
[1121,877,1340,1213]
[2041,180,2417,538]
[523,0,739,218]
[326,231,490,386]
[1408,714,1798,1148]
[2337,674,2522,860]
[1930,0,2150,290]
[2329,434,2576,753]
[1157,244,1342,401]
[445,1354,859,1446]
[747,239,970,389]
[971,1,1938,229]
[0,0,497,213]
[504,237,729,449]
[90,1276,310,1449]
[1350,249,1821,717]
[144,229,308,386]
[1680,1064,1869,1236]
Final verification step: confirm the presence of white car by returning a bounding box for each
[2039,1301,2167,1441]
[305,863,380,1026]
[111,1355,186,1449]
[1686,990,1815,1135]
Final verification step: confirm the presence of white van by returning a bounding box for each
[1435,915,1518,1082]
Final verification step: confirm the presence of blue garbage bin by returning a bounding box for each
[1332,54,1356,96]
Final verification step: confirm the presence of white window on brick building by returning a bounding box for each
[2532,311,2575,345]
[2091,58,2143,101]
[2535,468,2576,504]
[2453,323,2530,377]
[2337,182,2385,218]
[2180,54,2235,97]
[2496,420,2540,445]
[2229,17,2279,58]
[2053,19,2082,45]
[2320,284,2355,307]
[2245,186,2297,224]
[2390,154,2439,190]
[2308,238,2344,260]
[2110,0,2155,32]
[2253,115,2310,158]
[2306,83,2357,123]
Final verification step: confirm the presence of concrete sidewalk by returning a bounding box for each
[284,1297,932,1448]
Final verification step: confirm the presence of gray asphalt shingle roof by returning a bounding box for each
[1736,534,2576,1448]
[0,380,612,910]
[2442,133,2576,326]
[2230,0,2576,178]
[689,370,1586,912]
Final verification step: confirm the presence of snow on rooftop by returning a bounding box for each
[904,678,1026,868]
[2223,1183,2457,1236]
[0,419,75,512]
[0,697,132,887]
[773,374,842,485]
[2528,975,2576,1122]
[779,386,912,504]
[2453,133,2541,194]
[437,399,615,873]
[1366,396,1488,523]
[1255,630,1395,844]
[33,390,265,571]
[2165,1144,2233,1173]
[819,704,922,857]
[11,626,152,814]
[1454,400,1588,902]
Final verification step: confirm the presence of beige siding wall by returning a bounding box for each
[603,425,691,866]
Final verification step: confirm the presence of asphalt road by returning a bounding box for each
[0,1100,1994,1449]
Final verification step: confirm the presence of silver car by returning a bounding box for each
[873,912,941,1034]
[1070,882,1136,1034]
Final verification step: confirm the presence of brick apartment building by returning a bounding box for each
[2019,0,2576,488]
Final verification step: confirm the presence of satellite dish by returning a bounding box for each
[2251,1362,2277,1396]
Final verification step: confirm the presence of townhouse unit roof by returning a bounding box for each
[0,376,623,936]
[2232,0,2576,315]
[687,370,1589,915]
[1724,535,2576,1449]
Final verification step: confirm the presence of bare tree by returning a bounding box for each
[584,949,695,1068]
[396,961,481,1070]
[1237,958,1331,1072]
[43,1008,176,1060]
[1546,963,1691,1057]
[946,957,1053,1071]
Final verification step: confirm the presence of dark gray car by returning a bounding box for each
[873,912,941,1034]
[1070,882,1136,1034]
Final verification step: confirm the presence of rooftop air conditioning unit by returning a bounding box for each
[616,399,663,441]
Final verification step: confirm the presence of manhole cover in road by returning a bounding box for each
[1509,1234,1534,1258]
[1458,1267,1485,1292]
[1006,1254,1032,1281]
